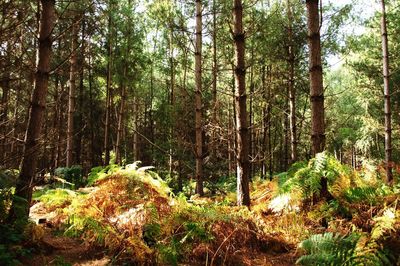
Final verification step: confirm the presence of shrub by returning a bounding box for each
[0,169,18,223]
[54,166,84,188]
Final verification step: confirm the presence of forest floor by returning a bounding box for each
[21,228,110,266]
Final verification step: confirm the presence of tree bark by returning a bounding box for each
[104,1,113,166]
[261,65,267,179]
[211,0,218,157]
[307,0,332,201]
[233,0,250,207]
[287,0,297,163]
[133,95,138,162]
[380,0,393,184]
[249,50,254,179]
[195,0,204,196]
[115,70,126,165]
[8,0,55,227]
[0,69,10,166]
[66,13,78,167]
[306,0,325,156]
[116,0,132,165]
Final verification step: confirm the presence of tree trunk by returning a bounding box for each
[380,0,393,184]
[0,71,10,166]
[249,53,254,179]
[133,94,138,162]
[88,34,96,167]
[306,0,325,156]
[287,0,297,163]
[307,0,332,201]
[51,76,59,169]
[115,71,126,165]
[66,14,78,168]
[8,0,55,227]
[194,0,204,196]
[267,66,273,180]
[233,0,250,207]
[261,65,268,179]
[211,0,218,156]
[168,23,175,175]
[116,0,132,165]
[283,102,289,171]
[104,1,113,166]
[75,18,86,166]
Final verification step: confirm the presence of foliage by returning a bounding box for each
[283,152,349,197]
[0,224,24,266]
[0,169,18,223]
[297,232,361,265]
[54,166,84,189]
[343,185,391,205]
[86,164,120,186]
[60,166,169,263]
[296,232,392,266]
[297,206,398,266]
[0,223,37,266]
[44,165,266,265]
[33,188,78,209]
[269,152,350,213]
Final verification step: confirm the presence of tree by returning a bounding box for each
[8,0,56,227]
[306,0,332,200]
[380,0,392,184]
[287,0,297,163]
[195,0,204,196]
[306,0,325,156]
[66,9,79,167]
[104,0,114,166]
[233,0,250,207]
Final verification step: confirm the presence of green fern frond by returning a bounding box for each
[297,230,396,266]
[297,232,360,265]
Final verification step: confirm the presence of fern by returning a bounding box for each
[297,232,360,266]
[276,152,351,202]
[297,219,396,266]
[370,208,396,241]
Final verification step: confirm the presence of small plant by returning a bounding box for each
[53,256,72,266]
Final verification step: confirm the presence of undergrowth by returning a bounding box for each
[42,164,267,265]
[4,154,399,265]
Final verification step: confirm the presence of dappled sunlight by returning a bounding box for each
[268,193,300,214]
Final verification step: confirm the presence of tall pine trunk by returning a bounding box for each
[233,0,250,207]
[306,0,325,156]
[307,0,331,200]
[211,0,218,157]
[0,70,9,166]
[104,1,113,166]
[115,69,126,165]
[380,0,393,184]
[287,0,297,163]
[195,0,204,196]
[8,0,55,227]
[66,13,78,167]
